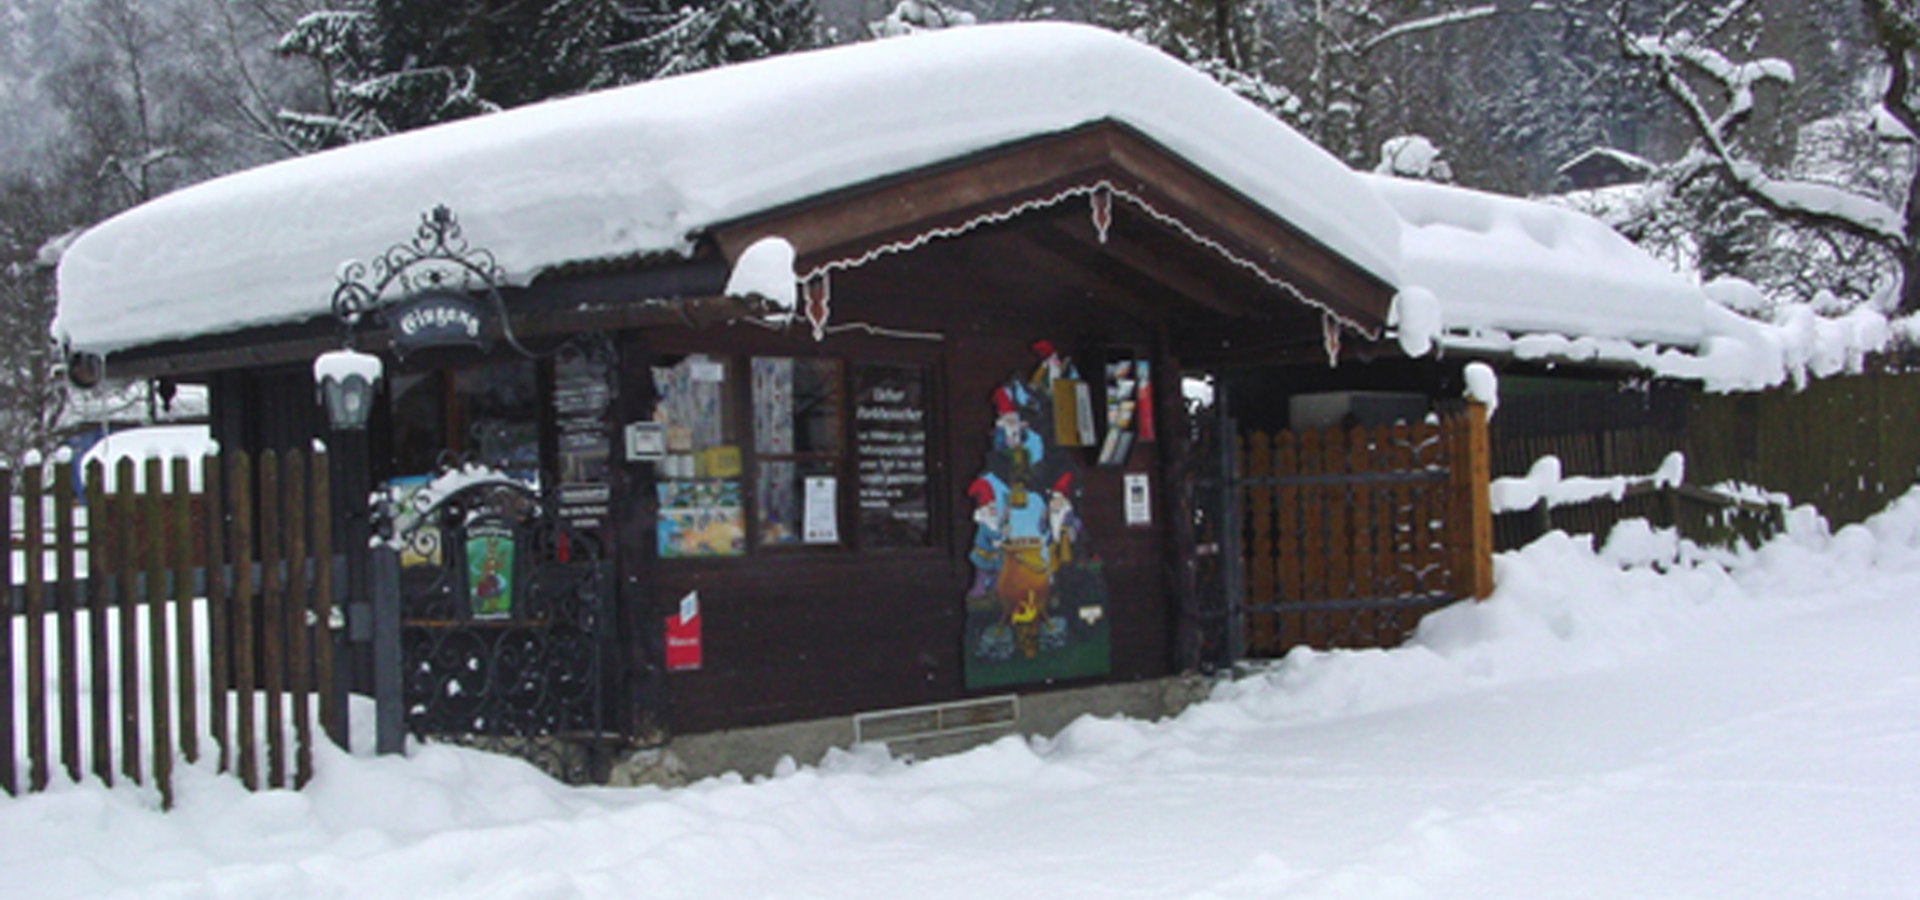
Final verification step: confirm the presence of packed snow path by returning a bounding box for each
[7,501,1920,897]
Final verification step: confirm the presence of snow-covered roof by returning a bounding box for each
[54,23,1404,355]
[1367,174,1708,349]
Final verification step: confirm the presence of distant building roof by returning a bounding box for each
[1555,147,1657,190]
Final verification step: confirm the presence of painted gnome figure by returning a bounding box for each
[963,341,1111,688]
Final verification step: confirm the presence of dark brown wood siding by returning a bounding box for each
[637,243,1177,734]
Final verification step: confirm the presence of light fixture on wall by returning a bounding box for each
[313,347,384,431]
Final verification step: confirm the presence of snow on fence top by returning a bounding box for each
[1367,174,1708,349]
[53,22,1405,355]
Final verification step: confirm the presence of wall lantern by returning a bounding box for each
[313,348,385,431]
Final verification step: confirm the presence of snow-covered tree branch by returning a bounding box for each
[1621,0,1920,314]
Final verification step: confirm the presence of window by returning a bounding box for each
[753,357,842,546]
[652,354,745,558]
[389,360,540,479]
[650,351,934,557]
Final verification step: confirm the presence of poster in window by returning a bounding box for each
[656,480,746,557]
[853,364,931,547]
[466,521,515,620]
[803,475,839,544]
[962,342,1110,690]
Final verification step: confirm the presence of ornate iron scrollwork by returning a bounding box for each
[331,205,544,358]
[379,469,613,782]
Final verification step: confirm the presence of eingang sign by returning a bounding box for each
[391,289,489,357]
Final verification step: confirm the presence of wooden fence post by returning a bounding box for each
[146,457,173,808]
[115,458,140,786]
[203,456,230,774]
[86,463,112,786]
[1,467,15,796]
[171,458,198,765]
[54,461,80,785]
[231,452,257,791]
[1453,403,1495,600]
[25,458,48,792]
[261,451,286,790]
[285,450,315,788]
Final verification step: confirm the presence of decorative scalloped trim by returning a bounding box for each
[794,179,1380,343]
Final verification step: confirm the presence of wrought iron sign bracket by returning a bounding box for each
[331,205,540,358]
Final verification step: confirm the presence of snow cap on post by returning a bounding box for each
[1463,361,1498,419]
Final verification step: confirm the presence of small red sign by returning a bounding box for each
[665,612,702,672]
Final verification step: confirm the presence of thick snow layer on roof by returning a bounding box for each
[1367,174,1708,348]
[54,23,1402,355]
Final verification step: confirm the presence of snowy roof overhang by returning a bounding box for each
[1367,175,1709,359]
[54,23,1404,360]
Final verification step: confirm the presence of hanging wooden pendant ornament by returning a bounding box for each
[1322,313,1342,368]
[1089,184,1114,244]
[804,272,832,341]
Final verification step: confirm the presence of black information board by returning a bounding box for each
[853,363,930,547]
[553,340,616,529]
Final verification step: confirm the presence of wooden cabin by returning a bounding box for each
[52,25,1418,779]
[53,25,1717,780]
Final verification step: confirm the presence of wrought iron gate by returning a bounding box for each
[376,476,614,782]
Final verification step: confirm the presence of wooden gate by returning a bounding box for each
[1232,402,1492,656]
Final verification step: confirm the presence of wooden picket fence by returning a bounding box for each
[1237,403,1492,656]
[2,449,337,806]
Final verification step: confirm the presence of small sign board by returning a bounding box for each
[391,289,489,357]
[1124,472,1152,527]
[665,591,703,672]
[466,521,516,620]
[625,421,666,461]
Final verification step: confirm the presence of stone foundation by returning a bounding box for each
[607,675,1213,788]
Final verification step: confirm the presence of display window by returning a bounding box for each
[649,351,934,558]
[754,357,843,546]
[652,354,746,558]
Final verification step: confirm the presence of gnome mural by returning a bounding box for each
[963,341,1111,689]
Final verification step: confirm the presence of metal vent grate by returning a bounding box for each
[853,695,1019,745]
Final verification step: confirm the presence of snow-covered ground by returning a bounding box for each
[7,495,1920,898]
